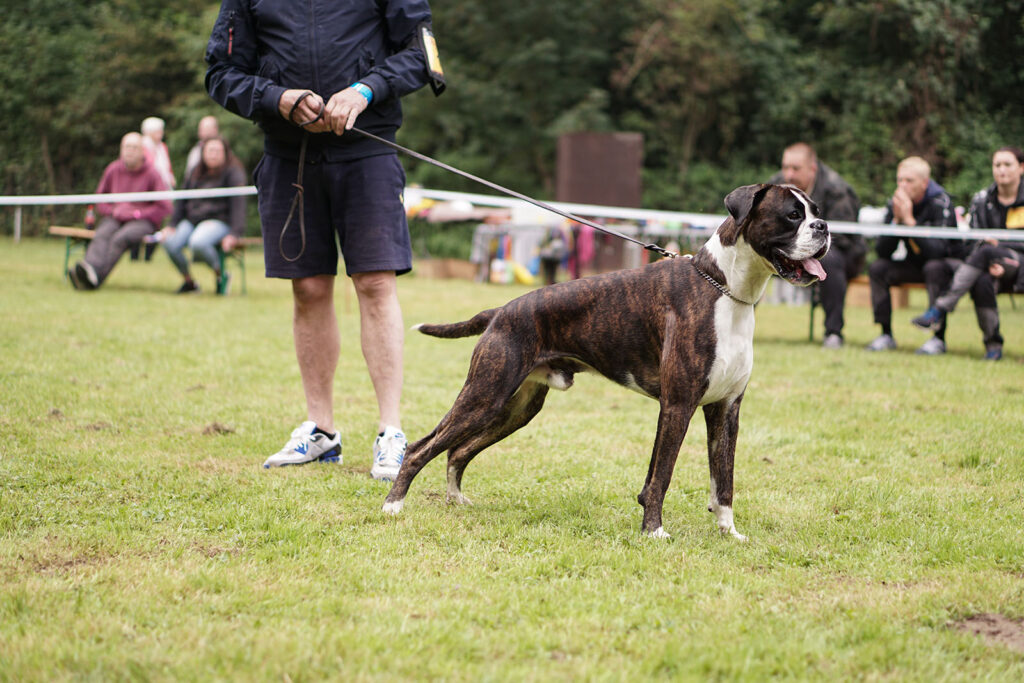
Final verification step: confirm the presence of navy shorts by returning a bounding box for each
[254,152,412,278]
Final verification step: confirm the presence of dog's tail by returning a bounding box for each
[412,309,496,338]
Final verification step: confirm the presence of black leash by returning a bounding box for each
[350,127,677,260]
[279,92,324,262]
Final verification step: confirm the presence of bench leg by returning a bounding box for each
[238,249,247,295]
[808,284,819,342]
[215,248,247,296]
[63,237,73,280]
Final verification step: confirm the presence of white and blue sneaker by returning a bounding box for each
[262,421,342,469]
[371,426,406,481]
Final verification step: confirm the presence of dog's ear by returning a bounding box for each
[724,184,771,227]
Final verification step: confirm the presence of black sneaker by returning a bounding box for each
[74,261,98,289]
[176,280,200,295]
[911,307,943,330]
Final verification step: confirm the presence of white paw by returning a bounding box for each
[446,492,473,506]
[720,526,748,542]
[382,500,404,515]
[645,526,671,539]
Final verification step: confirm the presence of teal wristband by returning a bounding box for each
[351,82,373,104]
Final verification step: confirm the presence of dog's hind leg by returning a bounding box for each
[383,342,536,513]
[445,381,550,505]
[703,396,747,541]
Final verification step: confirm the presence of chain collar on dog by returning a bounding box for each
[687,256,755,306]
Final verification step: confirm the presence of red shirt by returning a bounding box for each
[95,158,171,226]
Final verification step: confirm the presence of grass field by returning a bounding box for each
[2,237,1024,681]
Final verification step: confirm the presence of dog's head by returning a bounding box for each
[720,183,831,285]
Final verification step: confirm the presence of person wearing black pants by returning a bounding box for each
[912,146,1024,360]
[866,156,958,354]
[770,142,865,348]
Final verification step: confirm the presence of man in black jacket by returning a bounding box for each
[866,156,958,353]
[206,0,443,477]
[770,143,866,348]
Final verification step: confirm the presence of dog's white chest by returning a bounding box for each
[700,299,755,405]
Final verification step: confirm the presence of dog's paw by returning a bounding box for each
[382,500,404,515]
[446,492,473,506]
[719,526,748,542]
[645,526,671,539]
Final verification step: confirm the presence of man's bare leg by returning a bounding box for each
[351,271,403,431]
[293,275,339,433]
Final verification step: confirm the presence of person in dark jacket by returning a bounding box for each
[770,143,866,348]
[912,146,1024,360]
[162,136,247,295]
[866,156,959,353]
[205,0,443,476]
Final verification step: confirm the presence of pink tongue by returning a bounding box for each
[801,258,826,281]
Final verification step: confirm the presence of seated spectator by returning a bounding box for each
[161,136,247,295]
[141,116,176,190]
[769,142,866,348]
[68,133,171,290]
[866,156,958,353]
[912,146,1024,360]
[183,115,220,181]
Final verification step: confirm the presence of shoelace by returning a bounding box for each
[376,434,406,466]
[283,426,311,452]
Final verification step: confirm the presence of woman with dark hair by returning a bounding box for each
[162,136,247,294]
[913,146,1024,359]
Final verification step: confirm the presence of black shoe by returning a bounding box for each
[176,280,200,295]
[74,261,98,290]
[911,307,943,331]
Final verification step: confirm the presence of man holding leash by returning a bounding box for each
[205,0,444,477]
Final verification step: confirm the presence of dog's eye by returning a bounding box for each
[788,211,801,220]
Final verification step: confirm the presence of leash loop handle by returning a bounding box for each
[279,98,328,263]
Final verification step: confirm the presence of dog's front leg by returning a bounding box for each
[703,396,747,541]
[638,402,696,538]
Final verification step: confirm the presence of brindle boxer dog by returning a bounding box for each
[383,184,829,539]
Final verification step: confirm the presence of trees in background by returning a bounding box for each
[3,0,1022,233]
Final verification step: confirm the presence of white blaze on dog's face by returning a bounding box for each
[770,186,830,285]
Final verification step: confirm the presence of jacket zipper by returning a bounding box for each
[227,10,235,56]
[307,0,321,94]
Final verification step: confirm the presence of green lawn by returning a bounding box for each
[2,237,1023,681]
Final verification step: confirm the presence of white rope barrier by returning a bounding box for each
[4,186,1023,244]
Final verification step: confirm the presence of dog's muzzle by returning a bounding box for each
[772,220,830,285]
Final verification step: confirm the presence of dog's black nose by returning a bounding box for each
[810,219,828,234]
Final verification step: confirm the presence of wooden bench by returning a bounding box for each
[49,226,96,280]
[48,226,262,295]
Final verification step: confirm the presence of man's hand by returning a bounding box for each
[990,258,1019,279]
[278,89,330,133]
[221,234,239,253]
[891,188,916,226]
[324,87,370,135]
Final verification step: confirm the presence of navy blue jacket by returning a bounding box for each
[206,0,435,161]
[879,179,958,262]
